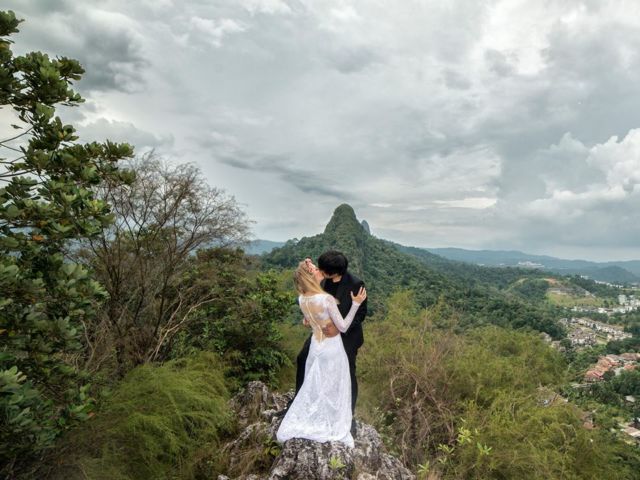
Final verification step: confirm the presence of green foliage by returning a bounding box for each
[79,155,249,371]
[417,460,431,479]
[172,248,294,386]
[272,309,313,388]
[223,271,292,386]
[45,353,232,480]
[606,332,640,354]
[574,369,640,420]
[262,437,282,458]
[565,343,607,378]
[510,278,549,301]
[0,10,133,470]
[397,243,548,291]
[569,274,622,299]
[0,366,56,458]
[328,456,346,470]
[448,326,566,407]
[450,395,639,480]
[358,290,640,478]
[262,204,564,338]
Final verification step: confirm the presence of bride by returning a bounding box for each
[276,259,367,448]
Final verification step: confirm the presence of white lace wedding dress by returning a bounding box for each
[276,293,361,448]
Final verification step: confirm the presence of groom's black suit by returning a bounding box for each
[295,272,367,413]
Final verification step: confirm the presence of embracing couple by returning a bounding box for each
[276,250,368,448]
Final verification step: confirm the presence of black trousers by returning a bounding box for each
[295,334,359,413]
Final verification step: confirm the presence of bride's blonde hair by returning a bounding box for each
[294,260,325,295]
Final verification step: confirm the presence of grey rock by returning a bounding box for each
[229,381,293,429]
[222,421,270,474]
[269,438,354,479]
[222,382,415,480]
[356,474,376,480]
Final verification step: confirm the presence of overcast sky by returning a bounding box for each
[4,0,640,261]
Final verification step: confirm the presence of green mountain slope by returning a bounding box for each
[262,204,563,337]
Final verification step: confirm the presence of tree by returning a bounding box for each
[77,154,250,371]
[0,10,133,472]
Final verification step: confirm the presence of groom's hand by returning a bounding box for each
[321,322,340,337]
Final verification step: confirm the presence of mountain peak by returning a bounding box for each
[323,204,365,236]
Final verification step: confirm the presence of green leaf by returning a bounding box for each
[4,204,20,219]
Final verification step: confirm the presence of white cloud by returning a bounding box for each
[189,16,246,47]
[524,129,640,218]
[435,198,497,209]
[6,0,640,260]
[239,0,292,15]
[77,118,173,150]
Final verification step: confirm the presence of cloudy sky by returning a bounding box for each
[4,0,640,261]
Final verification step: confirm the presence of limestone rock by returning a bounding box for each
[220,382,415,480]
[229,380,293,429]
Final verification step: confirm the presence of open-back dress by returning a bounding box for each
[276,292,361,447]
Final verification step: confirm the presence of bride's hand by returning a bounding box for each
[351,286,367,304]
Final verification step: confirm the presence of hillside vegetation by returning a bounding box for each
[263,204,564,337]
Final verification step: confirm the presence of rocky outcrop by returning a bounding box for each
[219,381,415,480]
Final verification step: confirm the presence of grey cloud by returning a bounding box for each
[484,49,515,77]
[7,0,74,16]
[442,69,472,90]
[323,45,382,74]
[77,25,148,93]
[6,1,148,93]
[218,153,350,200]
[7,0,640,259]
[76,118,173,150]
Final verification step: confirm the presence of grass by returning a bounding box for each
[546,291,605,307]
[42,352,233,480]
[273,321,309,392]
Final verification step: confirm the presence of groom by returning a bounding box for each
[295,250,368,434]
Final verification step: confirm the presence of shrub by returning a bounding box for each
[0,10,133,472]
[40,352,232,480]
[358,290,640,478]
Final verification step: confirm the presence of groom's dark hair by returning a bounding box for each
[318,250,348,276]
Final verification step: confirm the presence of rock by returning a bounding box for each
[223,421,270,474]
[269,438,354,479]
[352,423,414,480]
[356,474,376,480]
[266,421,414,480]
[220,382,415,480]
[229,380,293,429]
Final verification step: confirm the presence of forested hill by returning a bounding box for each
[425,247,640,284]
[262,204,563,337]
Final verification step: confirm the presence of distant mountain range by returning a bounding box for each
[260,204,565,336]
[244,239,286,255]
[423,248,640,285]
[250,238,639,285]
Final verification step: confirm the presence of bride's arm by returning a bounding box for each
[325,295,361,333]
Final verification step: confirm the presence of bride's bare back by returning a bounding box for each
[299,293,361,342]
